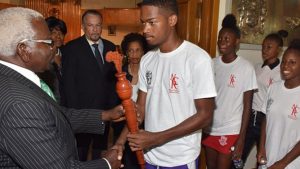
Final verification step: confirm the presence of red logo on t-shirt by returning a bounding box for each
[169,73,179,93]
[268,78,274,87]
[228,74,236,88]
[288,104,299,120]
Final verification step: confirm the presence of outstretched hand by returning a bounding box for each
[107,105,126,122]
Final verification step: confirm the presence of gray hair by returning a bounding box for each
[0,7,43,57]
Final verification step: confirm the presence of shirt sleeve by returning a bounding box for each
[243,62,258,92]
[63,107,106,134]
[137,55,148,93]
[191,53,217,99]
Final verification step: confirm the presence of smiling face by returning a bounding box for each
[280,49,300,87]
[50,27,65,48]
[217,28,239,57]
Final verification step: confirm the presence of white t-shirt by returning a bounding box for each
[138,40,216,167]
[131,84,138,101]
[252,63,281,112]
[262,81,300,168]
[206,56,257,135]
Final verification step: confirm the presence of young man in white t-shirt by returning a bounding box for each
[115,0,216,169]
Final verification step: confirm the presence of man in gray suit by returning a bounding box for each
[0,7,124,169]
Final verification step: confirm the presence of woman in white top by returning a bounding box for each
[258,39,300,169]
[202,14,257,169]
[242,31,287,165]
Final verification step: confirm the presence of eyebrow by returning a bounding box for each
[140,17,156,22]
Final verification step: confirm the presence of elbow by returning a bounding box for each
[202,111,213,128]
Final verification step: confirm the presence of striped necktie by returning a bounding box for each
[40,79,56,101]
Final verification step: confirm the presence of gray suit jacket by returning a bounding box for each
[0,63,110,168]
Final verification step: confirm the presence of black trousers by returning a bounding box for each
[232,110,265,169]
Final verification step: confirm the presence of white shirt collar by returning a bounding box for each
[86,37,100,46]
[0,60,41,87]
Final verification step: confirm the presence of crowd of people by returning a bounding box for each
[0,0,300,169]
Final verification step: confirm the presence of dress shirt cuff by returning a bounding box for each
[102,158,112,169]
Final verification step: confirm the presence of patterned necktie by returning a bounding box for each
[92,43,104,65]
[40,79,56,101]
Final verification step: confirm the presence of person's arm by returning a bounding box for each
[1,101,122,169]
[232,90,253,159]
[268,141,300,169]
[257,116,266,163]
[61,105,125,134]
[128,97,215,150]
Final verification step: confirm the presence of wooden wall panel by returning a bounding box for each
[177,0,201,45]
[198,0,219,57]
[176,0,219,57]
[0,2,19,9]
[177,0,188,41]
[25,0,81,43]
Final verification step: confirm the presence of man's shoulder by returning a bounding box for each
[61,36,89,55]
[101,38,115,46]
[101,38,116,51]
[183,41,211,59]
[237,56,255,69]
[63,36,87,49]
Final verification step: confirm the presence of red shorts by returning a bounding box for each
[202,134,239,154]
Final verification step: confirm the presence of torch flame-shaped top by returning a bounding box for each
[106,51,123,73]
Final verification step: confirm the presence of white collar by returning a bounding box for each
[0,60,41,87]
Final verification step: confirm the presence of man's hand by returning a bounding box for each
[104,145,124,169]
[127,130,159,151]
[102,105,125,122]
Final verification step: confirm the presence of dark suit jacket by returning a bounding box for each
[0,64,110,168]
[61,36,120,110]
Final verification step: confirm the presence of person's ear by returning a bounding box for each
[235,38,240,46]
[16,43,31,63]
[168,14,178,27]
[235,38,241,52]
[278,47,283,55]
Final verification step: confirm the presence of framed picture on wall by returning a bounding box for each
[232,0,300,45]
[108,25,117,36]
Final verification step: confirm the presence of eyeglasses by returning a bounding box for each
[19,39,54,48]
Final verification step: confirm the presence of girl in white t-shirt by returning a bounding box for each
[242,31,287,165]
[202,14,257,169]
[258,39,300,169]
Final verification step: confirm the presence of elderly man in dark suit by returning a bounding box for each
[61,10,122,161]
[0,7,124,169]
